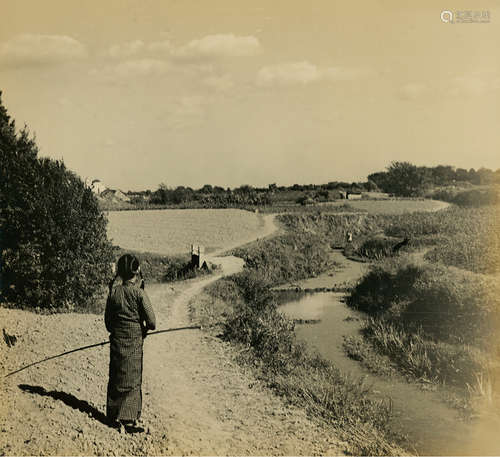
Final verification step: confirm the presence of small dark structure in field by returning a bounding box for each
[392,237,410,253]
[191,244,207,269]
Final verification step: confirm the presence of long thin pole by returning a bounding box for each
[4,325,201,378]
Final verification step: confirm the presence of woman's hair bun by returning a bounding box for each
[117,254,140,280]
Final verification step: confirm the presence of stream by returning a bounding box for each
[277,255,500,455]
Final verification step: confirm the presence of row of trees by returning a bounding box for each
[148,184,272,206]
[368,162,500,197]
[131,163,499,205]
[136,180,380,207]
[0,92,113,310]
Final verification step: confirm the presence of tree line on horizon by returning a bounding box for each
[129,162,500,206]
[131,180,380,206]
[368,162,500,197]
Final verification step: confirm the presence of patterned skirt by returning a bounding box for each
[106,330,143,423]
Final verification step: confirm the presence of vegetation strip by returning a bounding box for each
[192,217,405,455]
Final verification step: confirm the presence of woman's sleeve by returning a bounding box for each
[138,289,156,331]
[104,294,113,333]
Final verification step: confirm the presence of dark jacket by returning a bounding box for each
[105,281,156,338]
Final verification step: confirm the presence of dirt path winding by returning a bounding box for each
[139,256,345,455]
[0,216,347,456]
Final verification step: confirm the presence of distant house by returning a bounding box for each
[91,179,107,195]
[85,178,107,195]
[346,192,362,200]
[100,189,131,202]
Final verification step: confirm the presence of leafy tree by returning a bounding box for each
[235,184,253,194]
[200,184,213,194]
[367,172,390,191]
[476,167,495,185]
[151,183,173,204]
[0,91,113,310]
[364,179,380,192]
[455,168,469,182]
[384,161,429,197]
[430,165,456,185]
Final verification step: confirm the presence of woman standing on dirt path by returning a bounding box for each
[105,254,156,433]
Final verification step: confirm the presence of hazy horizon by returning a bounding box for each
[2,0,499,191]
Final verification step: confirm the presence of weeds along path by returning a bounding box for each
[141,255,346,455]
[0,214,347,456]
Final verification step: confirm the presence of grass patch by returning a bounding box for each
[296,205,500,273]
[423,207,500,274]
[430,186,499,208]
[342,335,397,378]
[232,230,338,285]
[347,257,499,393]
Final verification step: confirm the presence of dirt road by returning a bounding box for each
[0,231,347,455]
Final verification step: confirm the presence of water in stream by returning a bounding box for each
[278,291,500,455]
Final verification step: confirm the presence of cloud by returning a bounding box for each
[0,34,87,67]
[89,58,170,83]
[256,61,322,86]
[202,73,234,92]
[163,95,211,130]
[449,75,489,96]
[104,35,259,64]
[174,34,260,59]
[147,40,173,54]
[113,59,170,77]
[323,67,374,81]
[108,40,145,58]
[256,61,369,86]
[398,82,429,100]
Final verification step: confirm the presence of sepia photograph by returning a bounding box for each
[1,1,499,455]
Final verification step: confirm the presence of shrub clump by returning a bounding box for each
[431,187,499,207]
[0,92,113,311]
[354,237,398,260]
[233,231,334,285]
[347,257,500,386]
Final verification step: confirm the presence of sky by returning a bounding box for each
[1,0,499,191]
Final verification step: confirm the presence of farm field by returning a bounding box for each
[106,209,275,255]
[318,199,449,214]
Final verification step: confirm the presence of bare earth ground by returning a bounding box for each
[0,235,348,455]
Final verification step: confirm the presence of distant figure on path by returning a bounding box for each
[105,254,156,433]
[346,231,353,243]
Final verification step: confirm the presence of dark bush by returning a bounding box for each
[346,258,424,315]
[0,92,113,311]
[451,188,499,207]
[348,257,499,346]
[431,187,499,207]
[355,237,395,260]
